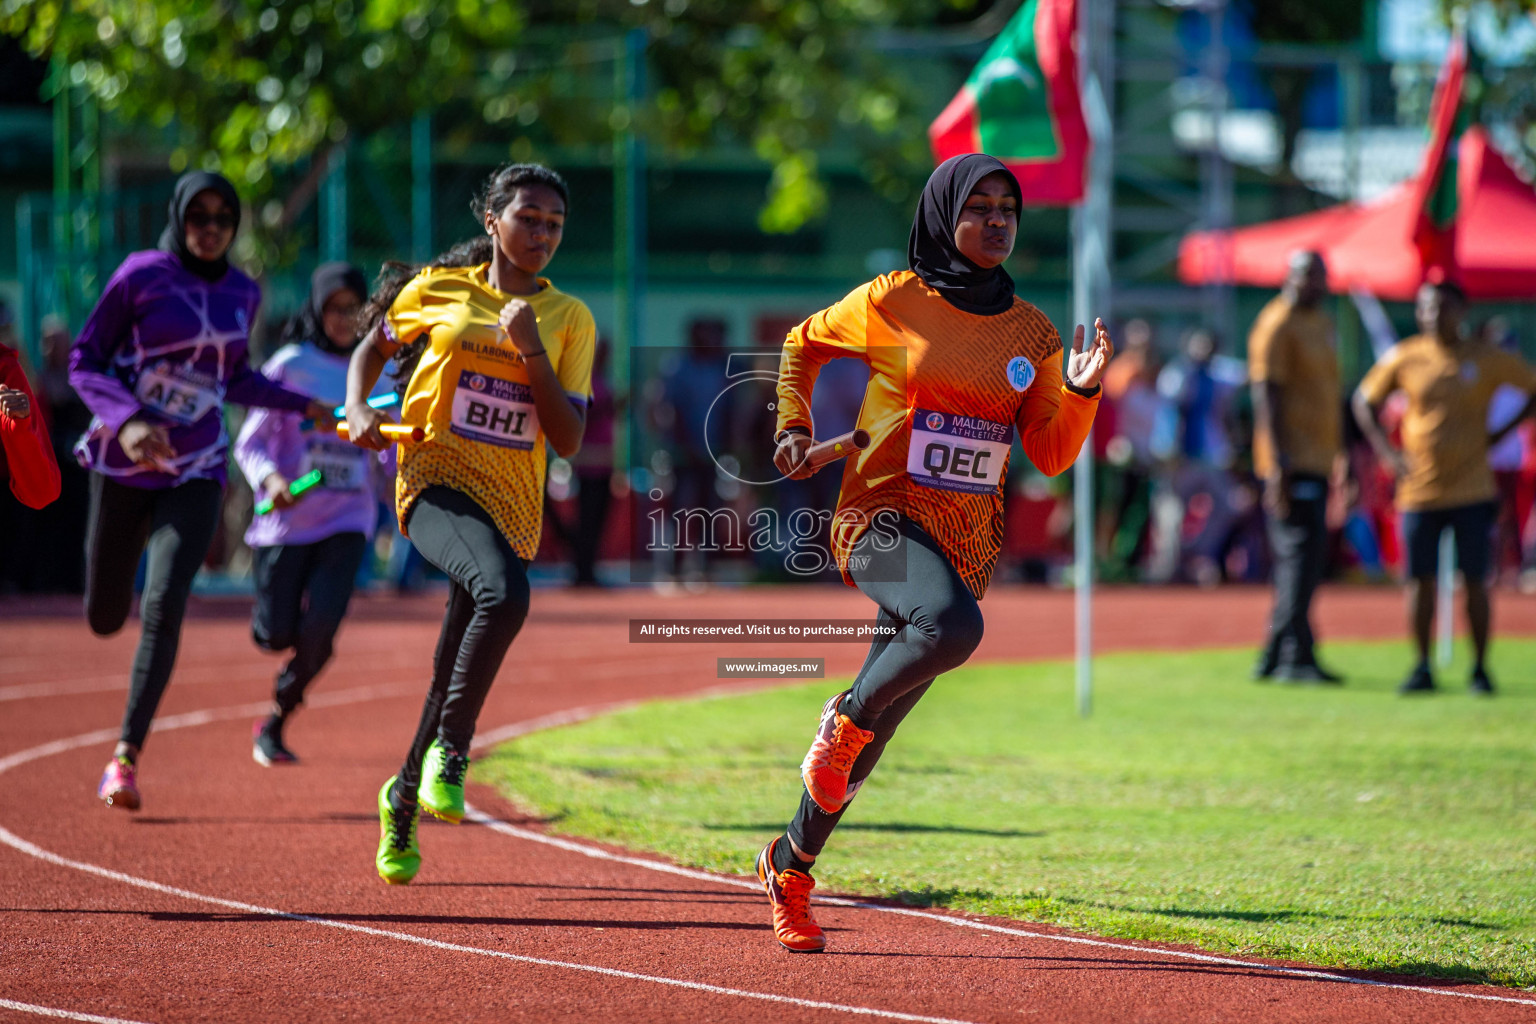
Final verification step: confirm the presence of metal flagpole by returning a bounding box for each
[613,27,647,476]
[1436,528,1455,666]
[1072,0,1113,718]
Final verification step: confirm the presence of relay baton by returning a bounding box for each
[300,393,398,431]
[337,422,425,444]
[338,393,399,418]
[254,468,324,516]
[803,428,871,471]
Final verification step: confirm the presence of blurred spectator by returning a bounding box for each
[1353,280,1536,695]
[1099,318,1168,580]
[547,336,618,586]
[1248,251,1344,683]
[34,315,92,591]
[651,317,732,585]
[1483,317,1533,586]
[1338,394,1393,581]
[1153,326,1244,584]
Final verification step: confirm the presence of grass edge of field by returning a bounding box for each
[477,640,1536,992]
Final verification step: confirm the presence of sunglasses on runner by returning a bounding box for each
[186,210,236,230]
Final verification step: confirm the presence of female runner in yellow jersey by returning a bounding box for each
[344,164,596,884]
[757,154,1114,951]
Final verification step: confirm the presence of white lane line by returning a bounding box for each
[0,824,975,1024]
[465,721,1536,1012]
[0,683,420,776]
[0,656,704,703]
[0,694,981,1024]
[0,999,155,1024]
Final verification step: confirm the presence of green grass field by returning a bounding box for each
[477,638,1536,987]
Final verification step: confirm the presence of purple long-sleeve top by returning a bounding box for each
[69,250,311,488]
[236,341,392,548]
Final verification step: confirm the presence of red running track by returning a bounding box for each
[1,584,1534,1024]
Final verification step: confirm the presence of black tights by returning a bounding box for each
[250,532,369,714]
[787,518,984,858]
[84,474,222,751]
[395,487,529,802]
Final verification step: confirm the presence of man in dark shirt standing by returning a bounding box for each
[1250,251,1343,683]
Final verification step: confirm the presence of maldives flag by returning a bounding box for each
[1410,31,1466,276]
[928,0,1088,206]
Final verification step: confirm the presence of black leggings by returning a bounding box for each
[787,518,984,857]
[395,487,530,801]
[251,532,369,714]
[84,474,222,751]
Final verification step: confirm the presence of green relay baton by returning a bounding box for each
[254,469,324,516]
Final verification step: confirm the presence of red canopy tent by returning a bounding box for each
[1178,126,1536,301]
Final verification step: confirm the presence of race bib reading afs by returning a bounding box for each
[450,371,540,450]
[303,437,369,490]
[907,409,1011,494]
[134,361,223,424]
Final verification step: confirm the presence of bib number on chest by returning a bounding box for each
[302,437,369,491]
[134,361,223,424]
[450,371,540,450]
[907,409,1011,494]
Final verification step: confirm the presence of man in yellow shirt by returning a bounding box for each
[1249,251,1343,684]
[1353,279,1536,695]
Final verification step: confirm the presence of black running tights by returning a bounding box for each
[787,517,984,857]
[395,487,530,801]
[85,473,222,751]
[250,532,369,714]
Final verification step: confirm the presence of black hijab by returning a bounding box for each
[907,154,1021,316]
[158,171,242,281]
[288,261,369,355]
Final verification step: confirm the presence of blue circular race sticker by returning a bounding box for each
[1006,356,1036,393]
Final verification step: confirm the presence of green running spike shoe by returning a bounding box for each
[376,776,421,885]
[419,739,469,824]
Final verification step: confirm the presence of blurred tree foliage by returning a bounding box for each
[0,0,986,263]
[1243,0,1364,182]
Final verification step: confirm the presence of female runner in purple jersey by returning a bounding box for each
[69,171,333,810]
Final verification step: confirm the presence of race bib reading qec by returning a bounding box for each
[907,408,1011,494]
[134,361,223,425]
[450,371,540,450]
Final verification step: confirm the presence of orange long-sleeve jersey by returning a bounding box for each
[776,271,1099,598]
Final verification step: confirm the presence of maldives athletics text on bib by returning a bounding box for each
[907,408,1011,494]
[450,370,541,450]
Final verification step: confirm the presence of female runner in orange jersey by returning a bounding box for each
[756,154,1114,952]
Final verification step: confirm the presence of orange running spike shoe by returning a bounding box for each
[755,838,826,953]
[800,691,875,814]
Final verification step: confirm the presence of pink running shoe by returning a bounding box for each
[800,690,875,814]
[98,756,140,811]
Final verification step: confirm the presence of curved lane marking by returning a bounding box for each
[0,999,155,1024]
[8,678,1535,1016]
[467,708,1536,1012]
[0,689,979,1024]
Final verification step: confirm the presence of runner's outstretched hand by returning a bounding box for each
[1067,318,1114,391]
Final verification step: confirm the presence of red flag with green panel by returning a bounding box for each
[1410,31,1466,277]
[928,0,1088,206]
